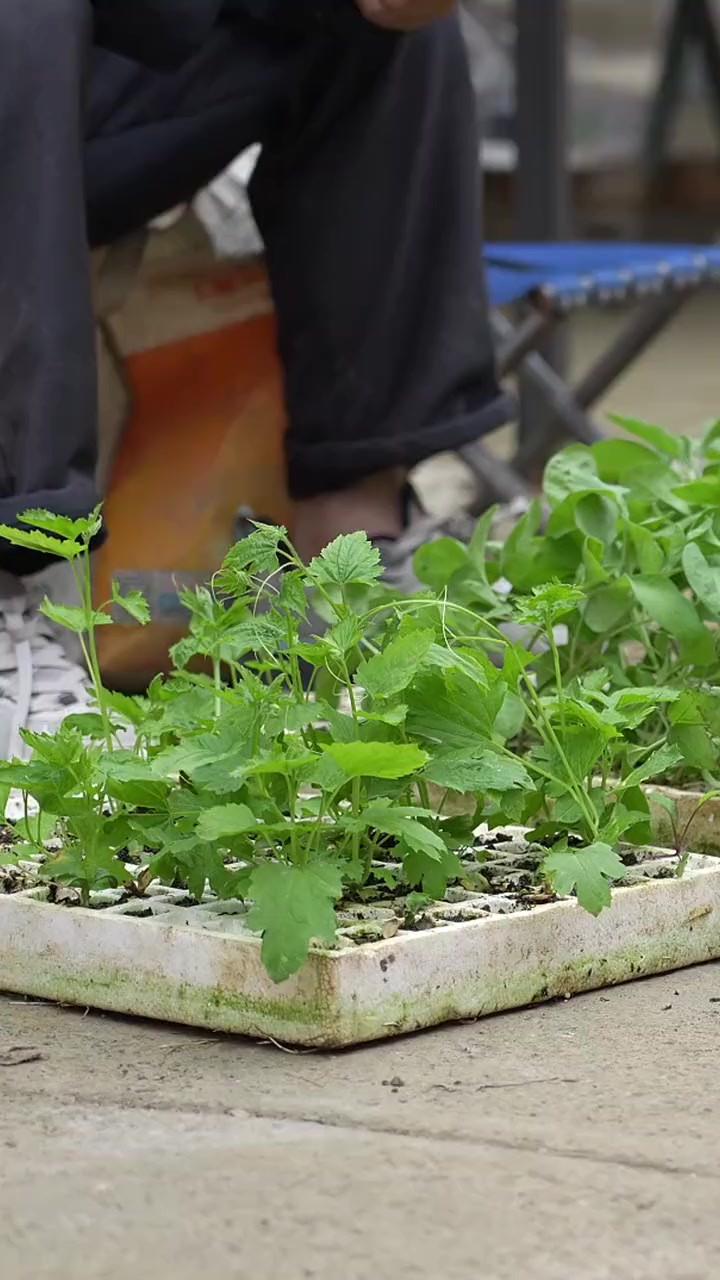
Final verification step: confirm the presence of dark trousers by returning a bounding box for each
[0,1,509,575]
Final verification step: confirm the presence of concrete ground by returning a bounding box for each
[2,961,720,1280]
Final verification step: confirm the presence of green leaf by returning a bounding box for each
[425,749,531,795]
[19,507,103,541]
[361,704,408,728]
[405,671,500,750]
[543,843,625,915]
[13,812,57,845]
[308,533,382,588]
[609,414,684,460]
[630,575,715,665]
[356,629,434,701]
[196,804,258,841]
[623,521,664,575]
[278,569,309,618]
[669,724,717,771]
[18,727,86,768]
[403,845,462,899]
[0,524,84,561]
[217,523,287,590]
[413,538,468,591]
[543,447,603,505]
[111,582,151,625]
[673,479,720,505]
[247,861,343,982]
[702,418,720,452]
[605,686,680,731]
[682,543,720,617]
[39,598,112,633]
[61,712,109,739]
[468,504,499,578]
[573,493,618,544]
[324,613,363,659]
[591,438,661,482]
[533,725,607,786]
[323,741,428,780]
[583,581,632,634]
[514,582,585,629]
[98,763,169,809]
[360,802,447,859]
[101,691,148,728]
[623,743,684,788]
[494,690,526,742]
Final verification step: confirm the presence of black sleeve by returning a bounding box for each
[92,0,224,70]
[223,1,361,32]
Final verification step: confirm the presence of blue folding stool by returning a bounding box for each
[459,242,720,504]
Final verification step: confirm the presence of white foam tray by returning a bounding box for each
[2,855,720,1048]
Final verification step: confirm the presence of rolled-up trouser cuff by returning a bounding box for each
[286,389,516,500]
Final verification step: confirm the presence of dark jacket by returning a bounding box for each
[91,1,338,70]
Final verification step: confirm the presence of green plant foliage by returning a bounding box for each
[3,449,719,983]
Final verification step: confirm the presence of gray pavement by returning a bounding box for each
[2,961,720,1280]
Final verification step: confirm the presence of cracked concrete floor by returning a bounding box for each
[2,962,720,1280]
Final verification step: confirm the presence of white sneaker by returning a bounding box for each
[0,572,91,760]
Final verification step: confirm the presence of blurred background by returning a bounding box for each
[93,0,720,683]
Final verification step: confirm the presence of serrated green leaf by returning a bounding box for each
[361,704,408,728]
[405,671,500,750]
[39,598,112,633]
[308,533,382,588]
[356,629,434,701]
[324,613,362,659]
[543,842,625,914]
[278,569,309,618]
[623,743,684,788]
[218,524,287,591]
[247,861,343,982]
[19,507,103,541]
[323,741,428,780]
[514,582,585,629]
[425,749,531,795]
[360,802,447,859]
[101,691,148,728]
[196,804,258,841]
[0,524,84,561]
[403,845,462,898]
[61,712,109,739]
[111,582,151,625]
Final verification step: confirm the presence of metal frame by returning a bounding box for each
[461,281,700,505]
[513,0,570,450]
[461,3,712,507]
[644,0,720,175]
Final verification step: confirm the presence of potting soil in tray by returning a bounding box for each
[0,831,689,946]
